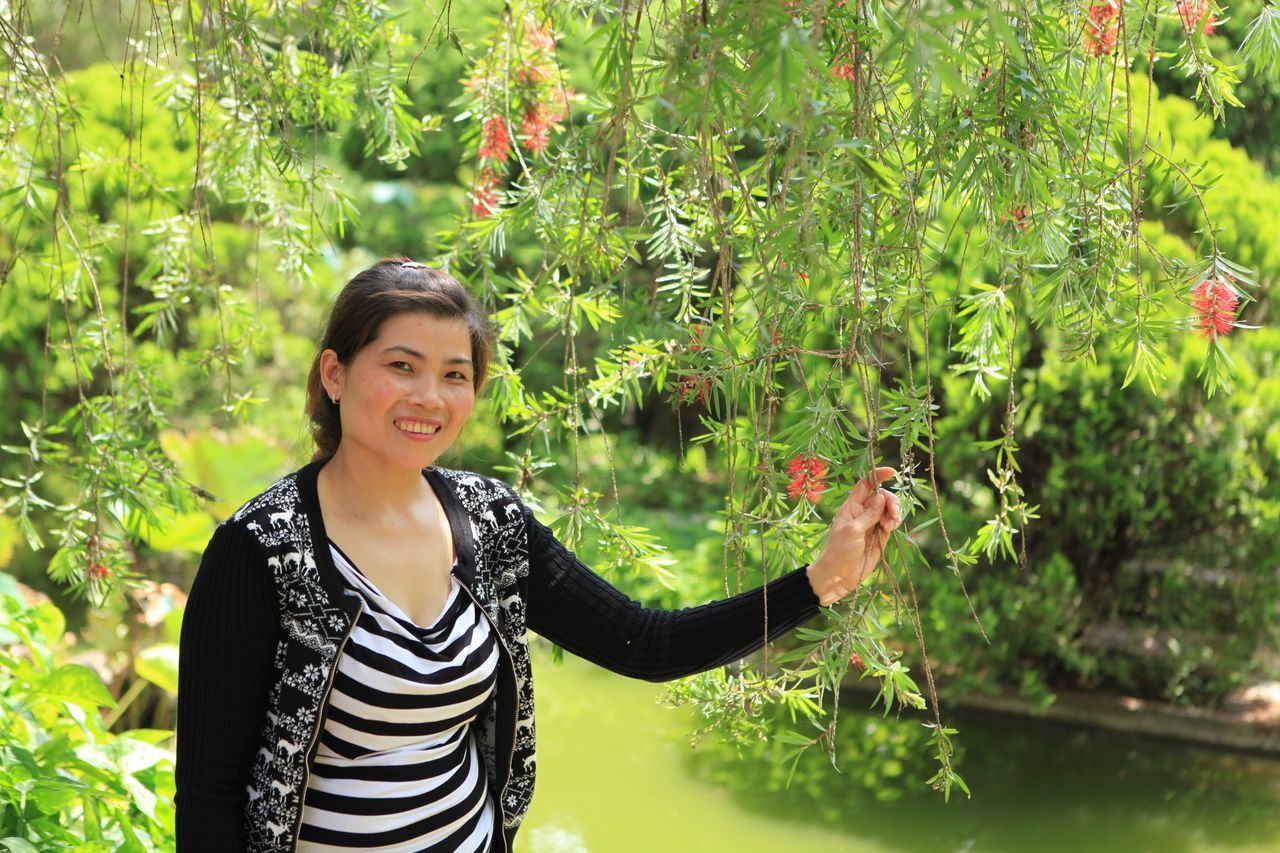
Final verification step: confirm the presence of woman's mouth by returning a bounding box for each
[395,419,442,436]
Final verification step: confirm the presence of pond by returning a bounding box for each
[517,645,1280,853]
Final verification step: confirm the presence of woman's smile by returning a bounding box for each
[394,417,444,438]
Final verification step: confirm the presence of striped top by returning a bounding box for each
[297,543,500,852]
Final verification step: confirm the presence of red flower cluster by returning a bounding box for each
[512,19,571,156]
[1176,0,1218,35]
[478,116,512,164]
[1084,1,1122,56]
[466,17,577,219]
[1191,276,1240,338]
[677,374,711,406]
[514,66,546,86]
[1005,204,1032,232]
[520,100,568,155]
[88,563,109,581]
[525,22,556,52]
[472,170,501,218]
[688,325,706,353]
[787,455,829,503]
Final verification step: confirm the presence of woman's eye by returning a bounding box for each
[390,361,413,372]
[447,371,470,381]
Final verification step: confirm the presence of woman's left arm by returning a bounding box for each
[522,469,900,682]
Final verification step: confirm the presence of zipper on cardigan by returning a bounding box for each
[286,598,365,852]
[457,580,516,853]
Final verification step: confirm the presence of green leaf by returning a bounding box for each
[134,643,181,696]
[37,664,116,712]
[29,601,66,646]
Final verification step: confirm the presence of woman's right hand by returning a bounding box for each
[806,467,901,606]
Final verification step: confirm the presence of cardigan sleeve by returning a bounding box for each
[521,506,821,682]
[175,521,279,851]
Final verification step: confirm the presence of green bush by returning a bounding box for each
[0,574,175,849]
[912,319,1280,705]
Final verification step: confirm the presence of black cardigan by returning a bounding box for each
[175,461,821,851]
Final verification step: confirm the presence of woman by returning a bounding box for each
[175,258,901,853]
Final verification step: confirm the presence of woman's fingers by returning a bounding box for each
[880,490,901,532]
[847,492,887,537]
[848,466,896,506]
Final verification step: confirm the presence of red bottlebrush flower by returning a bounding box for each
[525,22,556,52]
[1191,277,1240,338]
[478,116,512,163]
[1177,0,1217,34]
[515,65,547,86]
[832,62,856,81]
[1005,204,1032,232]
[677,374,711,406]
[850,653,865,672]
[770,329,782,346]
[787,454,829,503]
[520,104,553,154]
[88,563,109,581]
[472,170,501,218]
[1083,1,1122,56]
[689,325,705,352]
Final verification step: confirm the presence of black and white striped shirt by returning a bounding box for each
[297,544,500,852]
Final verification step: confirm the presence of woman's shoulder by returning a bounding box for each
[428,465,521,503]
[426,465,534,533]
[227,465,313,528]
[207,460,323,550]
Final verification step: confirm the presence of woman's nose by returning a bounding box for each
[408,376,445,409]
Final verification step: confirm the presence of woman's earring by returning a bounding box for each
[331,394,339,405]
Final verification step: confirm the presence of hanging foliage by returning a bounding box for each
[2,0,1278,806]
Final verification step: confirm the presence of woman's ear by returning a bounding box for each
[319,349,345,402]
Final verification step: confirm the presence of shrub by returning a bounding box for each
[0,574,175,849]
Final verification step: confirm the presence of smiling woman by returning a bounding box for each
[173,258,901,853]
[303,260,495,463]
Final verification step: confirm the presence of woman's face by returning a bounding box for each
[321,312,477,471]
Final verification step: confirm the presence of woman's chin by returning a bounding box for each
[336,439,453,472]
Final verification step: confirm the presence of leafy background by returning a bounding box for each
[2,0,1278,846]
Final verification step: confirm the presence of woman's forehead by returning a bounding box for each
[367,313,471,356]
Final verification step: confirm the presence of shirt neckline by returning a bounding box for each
[327,538,461,633]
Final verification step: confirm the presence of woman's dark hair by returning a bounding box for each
[306,257,496,459]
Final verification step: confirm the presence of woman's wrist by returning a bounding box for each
[806,557,849,607]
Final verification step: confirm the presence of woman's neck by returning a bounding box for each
[318,445,435,523]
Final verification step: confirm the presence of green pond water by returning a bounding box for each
[516,646,1280,853]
